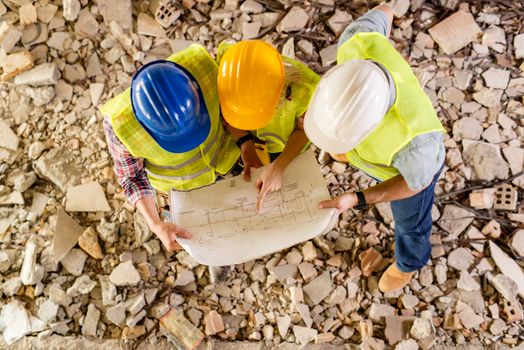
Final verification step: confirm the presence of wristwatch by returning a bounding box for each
[235,133,255,148]
[354,191,368,210]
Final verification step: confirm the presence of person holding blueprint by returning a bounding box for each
[304,5,445,293]
[100,45,241,253]
[217,40,320,211]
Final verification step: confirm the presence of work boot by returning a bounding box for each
[378,263,415,293]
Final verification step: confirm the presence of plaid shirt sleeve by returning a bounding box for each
[102,119,155,205]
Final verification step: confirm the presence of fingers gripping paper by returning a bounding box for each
[170,149,338,266]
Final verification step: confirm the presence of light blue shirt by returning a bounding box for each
[338,9,445,190]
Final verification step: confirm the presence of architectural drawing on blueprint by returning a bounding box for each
[170,149,338,266]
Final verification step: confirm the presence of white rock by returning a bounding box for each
[447,247,475,271]
[53,209,84,262]
[89,83,104,106]
[106,302,126,326]
[511,230,524,257]
[82,304,100,336]
[0,120,19,151]
[487,272,518,301]
[472,88,503,108]
[47,32,70,51]
[369,303,396,324]
[240,0,263,13]
[1,277,22,297]
[13,171,37,192]
[242,21,261,40]
[489,241,524,298]
[137,13,165,37]
[174,270,195,287]
[126,309,146,328]
[303,272,332,305]
[452,117,482,140]
[0,22,23,54]
[0,191,24,205]
[320,44,337,67]
[457,270,480,291]
[465,226,485,252]
[60,249,87,276]
[109,261,141,286]
[502,147,524,176]
[277,315,290,337]
[75,9,99,38]
[482,67,510,89]
[13,63,59,86]
[67,275,97,297]
[28,141,45,160]
[482,124,501,144]
[301,241,317,261]
[296,303,313,327]
[63,0,81,21]
[125,293,145,315]
[482,25,506,53]
[65,182,111,212]
[293,325,317,345]
[327,10,351,36]
[456,300,483,329]
[395,339,419,350]
[99,276,117,306]
[37,299,59,323]
[0,301,32,345]
[490,318,506,335]
[402,294,419,309]
[262,325,274,340]
[462,140,509,181]
[277,7,309,32]
[514,33,524,59]
[390,0,410,17]
[20,241,44,285]
[86,53,102,77]
[437,205,474,237]
[48,283,72,307]
[428,10,481,54]
[410,318,432,340]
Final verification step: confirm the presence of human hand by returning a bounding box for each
[241,141,263,182]
[255,163,284,212]
[151,221,192,252]
[318,193,358,214]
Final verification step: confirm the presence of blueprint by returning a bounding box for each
[170,149,338,266]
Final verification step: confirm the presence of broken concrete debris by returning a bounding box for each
[428,8,482,54]
[0,0,521,348]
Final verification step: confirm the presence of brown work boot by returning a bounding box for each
[378,263,415,293]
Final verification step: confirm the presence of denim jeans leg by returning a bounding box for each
[390,170,441,272]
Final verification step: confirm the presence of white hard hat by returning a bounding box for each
[304,60,390,155]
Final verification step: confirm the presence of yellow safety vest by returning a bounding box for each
[217,42,319,153]
[99,45,240,192]
[337,33,445,181]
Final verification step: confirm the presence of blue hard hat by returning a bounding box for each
[130,60,211,153]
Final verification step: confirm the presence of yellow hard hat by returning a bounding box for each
[218,40,285,130]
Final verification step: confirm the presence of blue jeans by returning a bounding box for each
[390,167,442,272]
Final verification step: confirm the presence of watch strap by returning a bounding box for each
[355,191,368,210]
[236,134,255,148]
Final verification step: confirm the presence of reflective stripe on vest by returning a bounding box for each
[100,44,240,192]
[216,42,319,154]
[337,32,445,181]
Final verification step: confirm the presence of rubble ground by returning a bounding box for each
[0,0,523,349]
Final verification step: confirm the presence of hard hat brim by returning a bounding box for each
[304,110,354,155]
[220,102,274,131]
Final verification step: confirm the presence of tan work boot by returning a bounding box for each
[378,263,415,293]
